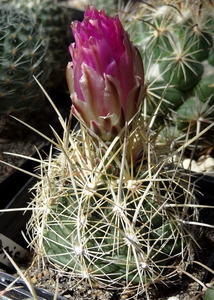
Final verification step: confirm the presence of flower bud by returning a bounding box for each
[66,5,144,140]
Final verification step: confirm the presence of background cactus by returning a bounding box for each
[90,0,119,16]
[70,0,119,16]
[0,0,84,132]
[9,0,72,90]
[24,5,211,299]
[0,6,49,130]
[124,0,214,156]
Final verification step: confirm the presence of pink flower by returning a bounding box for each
[66,5,144,140]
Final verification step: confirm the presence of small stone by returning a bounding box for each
[30,276,37,284]
[200,156,214,172]
[183,159,203,173]
[37,272,43,278]
[43,270,49,277]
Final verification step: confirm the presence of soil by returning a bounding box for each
[0,92,71,183]
[0,122,48,183]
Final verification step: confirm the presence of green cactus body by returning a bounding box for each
[0,7,48,125]
[185,27,213,62]
[208,48,214,66]
[145,79,184,118]
[175,97,214,138]
[7,0,72,90]
[124,0,214,151]
[43,183,188,283]
[159,58,204,92]
[22,0,70,89]
[192,75,214,104]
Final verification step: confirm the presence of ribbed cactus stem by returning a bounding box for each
[123,0,214,152]
[27,117,198,296]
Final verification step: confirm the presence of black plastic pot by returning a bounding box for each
[0,143,51,270]
[191,173,214,225]
[191,173,214,292]
[0,271,66,300]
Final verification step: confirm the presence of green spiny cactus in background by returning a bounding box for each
[25,5,212,299]
[8,0,75,90]
[0,0,83,131]
[0,7,48,129]
[70,0,119,16]
[124,0,214,154]
[90,0,118,16]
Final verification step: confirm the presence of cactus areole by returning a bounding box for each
[66,5,144,141]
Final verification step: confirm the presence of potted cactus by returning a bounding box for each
[1,1,214,299]
[12,3,212,300]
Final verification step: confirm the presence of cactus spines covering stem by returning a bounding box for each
[0,7,48,127]
[2,0,74,98]
[28,120,197,295]
[10,0,71,89]
[26,5,204,299]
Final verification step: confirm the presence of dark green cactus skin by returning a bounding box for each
[192,75,214,104]
[127,1,214,149]
[0,8,48,122]
[145,79,184,116]
[176,98,214,131]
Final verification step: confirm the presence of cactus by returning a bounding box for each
[0,7,48,129]
[124,0,214,154]
[90,0,118,16]
[28,120,199,297]
[24,5,212,299]
[8,0,73,90]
